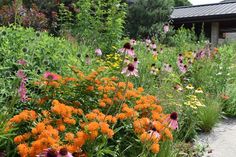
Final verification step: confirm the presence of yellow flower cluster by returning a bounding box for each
[105,53,122,69]
[184,95,205,109]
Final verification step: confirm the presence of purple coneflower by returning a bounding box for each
[169,112,178,130]
[118,43,135,57]
[152,49,158,56]
[95,48,102,56]
[17,59,27,66]
[145,39,151,46]
[130,39,137,46]
[133,57,139,68]
[163,23,169,33]
[163,64,172,72]
[147,129,160,139]
[44,72,59,80]
[121,63,138,77]
[85,54,91,65]
[150,42,157,49]
[58,148,73,157]
[165,112,178,130]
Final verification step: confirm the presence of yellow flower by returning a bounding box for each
[195,87,203,93]
[186,84,194,90]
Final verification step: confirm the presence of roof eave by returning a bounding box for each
[171,13,236,23]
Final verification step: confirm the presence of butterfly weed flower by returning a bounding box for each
[121,63,138,77]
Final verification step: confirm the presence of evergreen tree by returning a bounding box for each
[125,0,174,38]
[174,0,191,7]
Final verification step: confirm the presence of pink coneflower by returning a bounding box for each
[195,50,206,60]
[124,57,131,64]
[17,59,27,65]
[133,57,139,68]
[180,65,188,73]
[95,48,102,56]
[58,148,73,157]
[150,42,157,49]
[121,63,138,77]
[160,48,163,53]
[129,47,135,57]
[145,39,151,45]
[130,39,137,46]
[85,54,91,65]
[44,72,59,80]
[118,43,135,57]
[152,49,158,56]
[165,112,178,130]
[147,129,160,139]
[163,64,172,72]
[169,112,178,129]
[163,24,169,33]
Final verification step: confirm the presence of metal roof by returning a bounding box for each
[171,2,236,20]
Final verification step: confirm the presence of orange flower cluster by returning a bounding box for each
[9,66,174,156]
[10,110,37,123]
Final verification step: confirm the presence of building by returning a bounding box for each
[171,0,236,46]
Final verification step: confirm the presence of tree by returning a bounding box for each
[125,0,174,38]
[174,0,191,7]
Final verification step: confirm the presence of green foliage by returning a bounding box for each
[172,27,204,51]
[125,0,174,38]
[174,0,191,7]
[222,43,236,116]
[0,107,17,156]
[0,25,79,107]
[75,0,127,51]
[198,97,221,132]
[157,141,177,157]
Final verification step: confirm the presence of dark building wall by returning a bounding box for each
[172,22,212,39]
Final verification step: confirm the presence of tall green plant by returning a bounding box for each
[76,0,127,51]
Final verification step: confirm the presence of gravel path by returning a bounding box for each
[197,118,236,157]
